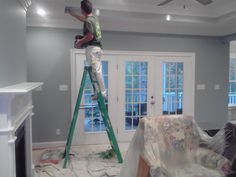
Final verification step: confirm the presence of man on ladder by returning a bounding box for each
[69,0,106,100]
[63,0,123,168]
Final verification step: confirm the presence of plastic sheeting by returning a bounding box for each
[120,115,234,177]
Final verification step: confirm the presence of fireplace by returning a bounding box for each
[0,82,43,177]
[15,122,26,177]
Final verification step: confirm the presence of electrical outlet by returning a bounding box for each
[214,84,220,90]
[197,84,206,90]
[56,129,61,135]
[59,85,68,91]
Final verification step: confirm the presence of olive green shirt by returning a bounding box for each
[83,15,102,48]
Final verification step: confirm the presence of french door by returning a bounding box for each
[71,50,195,144]
[116,53,195,141]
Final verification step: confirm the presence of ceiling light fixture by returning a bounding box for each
[37,8,46,17]
[166,14,171,21]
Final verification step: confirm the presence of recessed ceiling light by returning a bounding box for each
[37,8,46,17]
[166,14,171,21]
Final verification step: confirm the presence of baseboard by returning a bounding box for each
[32,141,66,149]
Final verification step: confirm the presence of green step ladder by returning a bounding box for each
[63,66,123,168]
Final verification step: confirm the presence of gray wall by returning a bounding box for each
[27,27,229,143]
[0,0,27,87]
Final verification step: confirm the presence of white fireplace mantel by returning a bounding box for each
[0,82,43,177]
[0,82,42,93]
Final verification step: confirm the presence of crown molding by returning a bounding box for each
[18,0,32,11]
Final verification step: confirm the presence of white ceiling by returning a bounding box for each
[27,0,236,36]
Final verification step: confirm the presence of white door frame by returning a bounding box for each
[153,55,195,117]
[70,49,119,144]
[71,49,195,144]
[114,52,195,141]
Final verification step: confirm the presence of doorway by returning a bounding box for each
[71,50,195,144]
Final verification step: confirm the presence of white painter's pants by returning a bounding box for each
[85,46,106,97]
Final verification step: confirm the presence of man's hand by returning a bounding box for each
[74,33,94,49]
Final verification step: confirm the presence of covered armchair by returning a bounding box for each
[120,115,232,177]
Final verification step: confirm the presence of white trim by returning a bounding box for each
[71,48,195,58]
[229,55,236,109]
[228,105,236,109]
[230,52,236,59]
[71,49,195,144]
[70,49,77,117]
[13,105,33,132]
[0,82,43,93]
[185,53,195,117]
[0,105,33,134]
[0,127,14,133]
[116,54,195,141]
[8,137,17,144]
[0,85,36,177]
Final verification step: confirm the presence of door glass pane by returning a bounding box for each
[84,61,108,132]
[229,59,236,105]
[162,62,183,115]
[125,61,147,130]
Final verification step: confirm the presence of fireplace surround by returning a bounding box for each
[15,121,26,177]
[0,82,43,177]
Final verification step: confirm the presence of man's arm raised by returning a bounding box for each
[68,10,86,22]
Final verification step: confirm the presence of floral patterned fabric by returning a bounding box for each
[142,115,231,177]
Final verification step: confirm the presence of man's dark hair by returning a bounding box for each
[81,0,93,14]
